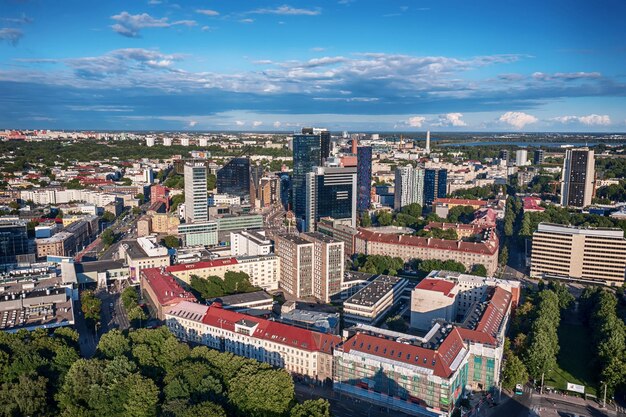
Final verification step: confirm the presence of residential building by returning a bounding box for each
[515,149,528,166]
[317,217,358,256]
[118,236,170,283]
[394,166,424,210]
[301,232,344,303]
[184,163,208,223]
[355,227,499,276]
[343,275,408,326]
[36,232,75,259]
[165,301,341,381]
[304,166,357,232]
[150,213,180,234]
[257,176,281,208]
[530,223,626,285]
[166,255,280,290]
[293,132,322,226]
[533,149,545,165]
[230,229,272,257]
[140,267,197,320]
[499,150,509,164]
[560,147,595,208]
[357,146,373,211]
[274,234,314,298]
[423,168,448,206]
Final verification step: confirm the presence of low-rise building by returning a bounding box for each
[166,301,341,381]
[140,267,197,320]
[343,275,408,326]
[119,236,170,283]
[230,229,273,257]
[209,290,275,313]
[178,221,218,246]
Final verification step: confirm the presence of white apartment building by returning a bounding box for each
[166,255,281,291]
[393,166,424,210]
[184,163,208,223]
[230,229,273,257]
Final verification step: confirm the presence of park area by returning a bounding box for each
[544,322,597,396]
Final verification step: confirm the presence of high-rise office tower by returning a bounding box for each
[425,131,431,154]
[275,234,314,298]
[304,166,357,232]
[499,150,509,164]
[515,149,528,166]
[561,147,595,208]
[423,168,448,205]
[320,129,331,162]
[394,166,425,210]
[184,163,208,223]
[293,131,321,223]
[217,157,251,198]
[534,149,545,165]
[356,146,373,212]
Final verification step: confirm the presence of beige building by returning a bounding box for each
[274,234,314,298]
[36,232,75,258]
[531,223,626,285]
[151,213,180,234]
[343,275,408,326]
[118,236,170,283]
[137,216,151,237]
[301,232,344,303]
[166,301,340,382]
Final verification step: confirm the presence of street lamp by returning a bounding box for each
[600,381,607,408]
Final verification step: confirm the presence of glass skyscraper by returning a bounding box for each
[356,146,372,211]
[305,167,357,232]
[0,219,31,266]
[217,157,251,197]
[292,133,321,222]
[423,169,448,205]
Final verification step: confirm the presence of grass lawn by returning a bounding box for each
[543,323,597,396]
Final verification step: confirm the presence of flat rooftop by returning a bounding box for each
[302,231,339,244]
[211,290,273,306]
[344,275,405,307]
[276,234,312,245]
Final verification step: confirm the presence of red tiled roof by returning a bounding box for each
[166,258,238,273]
[472,208,497,226]
[475,287,512,339]
[340,328,466,378]
[433,198,488,207]
[456,328,497,345]
[201,305,341,353]
[356,228,498,255]
[522,197,545,212]
[424,222,484,233]
[141,268,196,307]
[415,278,456,296]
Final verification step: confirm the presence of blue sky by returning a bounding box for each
[1,0,625,132]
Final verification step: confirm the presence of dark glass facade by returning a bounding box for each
[320,130,331,162]
[563,150,590,207]
[217,157,251,198]
[423,169,448,205]
[356,146,372,211]
[0,221,31,265]
[293,134,321,219]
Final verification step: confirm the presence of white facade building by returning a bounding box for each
[184,163,208,223]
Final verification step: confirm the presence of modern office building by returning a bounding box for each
[356,146,373,211]
[560,147,595,208]
[394,166,424,210]
[515,149,528,166]
[320,129,331,162]
[423,169,448,205]
[230,229,273,257]
[274,234,314,298]
[184,163,208,223]
[292,132,322,226]
[166,301,341,382]
[533,149,545,165]
[0,218,32,266]
[530,223,626,285]
[304,166,357,232]
[499,150,509,163]
[178,221,218,246]
[217,157,251,199]
[343,275,408,326]
[301,232,344,303]
[317,217,358,256]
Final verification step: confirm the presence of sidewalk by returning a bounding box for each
[536,391,620,417]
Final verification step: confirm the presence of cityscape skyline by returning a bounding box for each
[1,0,626,131]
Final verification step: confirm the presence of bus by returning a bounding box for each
[514,384,524,395]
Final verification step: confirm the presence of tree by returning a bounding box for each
[228,369,295,417]
[360,212,372,227]
[171,194,185,212]
[400,203,422,218]
[121,286,139,310]
[132,206,142,215]
[470,264,488,277]
[101,211,116,223]
[128,306,148,326]
[97,329,131,359]
[101,228,115,247]
[162,235,180,249]
[499,246,509,266]
[447,205,475,224]
[502,353,529,390]
[207,174,217,191]
[135,193,145,202]
[290,399,331,417]
[376,211,393,226]
[81,290,101,324]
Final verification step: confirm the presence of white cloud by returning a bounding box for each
[239,18,254,24]
[552,114,611,126]
[273,121,282,128]
[201,26,213,32]
[435,112,467,127]
[196,9,219,16]
[407,116,426,127]
[0,28,23,46]
[310,47,326,52]
[252,121,263,127]
[188,120,198,127]
[235,120,245,126]
[111,11,196,38]
[498,111,537,129]
[250,5,321,15]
